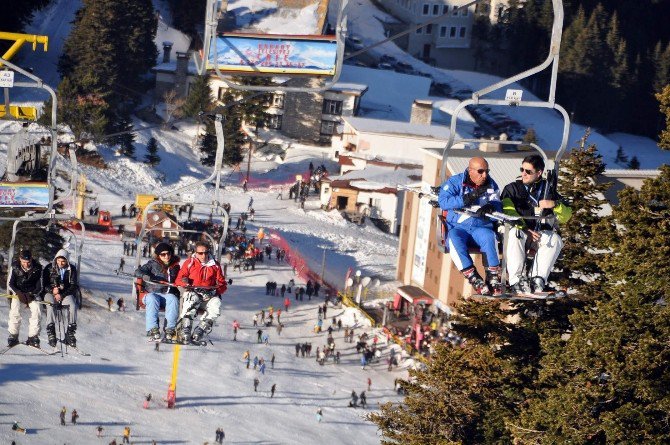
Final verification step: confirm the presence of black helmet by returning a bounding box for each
[154,242,173,256]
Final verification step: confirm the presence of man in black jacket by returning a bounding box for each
[7,249,43,347]
[43,249,79,347]
[501,155,572,293]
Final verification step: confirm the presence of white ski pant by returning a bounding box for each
[8,298,41,337]
[179,291,221,327]
[43,293,78,326]
[506,228,563,285]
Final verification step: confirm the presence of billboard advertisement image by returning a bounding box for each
[0,183,50,208]
[207,34,338,75]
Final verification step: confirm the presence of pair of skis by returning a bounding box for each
[0,342,91,356]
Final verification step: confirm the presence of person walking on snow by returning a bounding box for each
[232,319,240,341]
[257,328,263,343]
[253,377,260,392]
[175,242,228,343]
[135,242,181,342]
[122,426,131,444]
[117,257,125,274]
[271,383,276,398]
[71,409,79,424]
[367,377,372,391]
[316,407,323,422]
[60,407,66,426]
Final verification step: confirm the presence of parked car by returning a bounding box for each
[376,62,394,70]
[492,119,520,130]
[380,55,397,65]
[453,88,473,99]
[345,35,364,50]
[394,61,415,74]
[430,81,451,97]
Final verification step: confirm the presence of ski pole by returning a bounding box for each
[55,305,64,357]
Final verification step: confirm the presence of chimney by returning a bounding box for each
[174,51,190,97]
[410,99,433,125]
[162,41,173,63]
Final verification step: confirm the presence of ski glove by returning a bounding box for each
[16,291,32,305]
[463,188,486,206]
[475,203,495,217]
[428,200,441,208]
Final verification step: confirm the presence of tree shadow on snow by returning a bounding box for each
[0,363,137,386]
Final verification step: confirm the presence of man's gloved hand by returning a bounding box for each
[463,188,486,206]
[428,200,441,208]
[183,278,193,286]
[16,291,31,305]
[475,203,495,217]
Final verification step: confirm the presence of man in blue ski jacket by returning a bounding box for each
[437,157,502,295]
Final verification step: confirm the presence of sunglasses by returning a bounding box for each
[158,252,171,256]
[470,168,489,174]
[196,251,209,255]
[520,167,537,174]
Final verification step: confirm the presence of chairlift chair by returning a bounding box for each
[199,0,349,93]
[431,0,570,301]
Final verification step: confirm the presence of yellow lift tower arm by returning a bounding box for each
[0,32,48,65]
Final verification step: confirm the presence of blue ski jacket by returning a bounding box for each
[437,169,502,229]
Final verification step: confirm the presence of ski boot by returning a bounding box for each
[530,276,546,294]
[65,323,77,348]
[192,319,213,343]
[7,334,19,348]
[46,323,57,348]
[511,278,532,295]
[26,335,40,347]
[164,327,177,342]
[463,267,490,296]
[485,266,503,296]
[180,321,192,345]
[147,327,161,341]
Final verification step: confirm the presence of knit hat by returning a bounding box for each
[154,242,173,256]
[19,249,32,260]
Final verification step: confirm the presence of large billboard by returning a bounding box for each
[0,183,49,208]
[207,34,338,75]
[411,182,433,287]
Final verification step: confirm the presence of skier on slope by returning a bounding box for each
[175,242,228,343]
[43,249,80,348]
[135,242,181,341]
[7,250,43,348]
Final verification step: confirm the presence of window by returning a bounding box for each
[452,5,459,15]
[422,4,429,15]
[416,27,423,34]
[432,4,439,15]
[442,5,448,14]
[440,26,447,37]
[426,24,433,34]
[459,27,466,38]
[265,114,282,129]
[461,6,468,16]
[320,120,336,135]
[322,99,343,115]
[272,94,285,108]
[450,26,456,37]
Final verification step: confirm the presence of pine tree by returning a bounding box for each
[515,167,670,444]
[656,84,670,149]
[145,137,160,166]
[520,127,537,150]
[614,146,628,164]
[182,75,213,118]
[553,132,610,293]
[627,156,640,169]
[653,42,670,93]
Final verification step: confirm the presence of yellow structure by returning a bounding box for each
[167,344,181,408]
[0,104,38,120]
[135,194,174,214]
[0,31,48,65]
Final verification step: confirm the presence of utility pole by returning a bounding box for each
[246,138,253,183]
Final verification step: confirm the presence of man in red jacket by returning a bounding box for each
[176,242,227,343]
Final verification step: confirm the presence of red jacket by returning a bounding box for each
[176,255,227,295]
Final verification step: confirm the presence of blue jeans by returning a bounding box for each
[143,292,179,331]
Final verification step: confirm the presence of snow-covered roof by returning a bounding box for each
[327,163,422,192]
[338,65,432,121]
[155,17,192,63]
[344,116,452,140]
[153,59,200,75]
[224,0,325,35]
[330,82,368,94]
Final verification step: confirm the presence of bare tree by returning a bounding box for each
[163,89,185,127]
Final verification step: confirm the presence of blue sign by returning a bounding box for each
[0,183,50,208]
[207,34,338,75]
